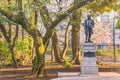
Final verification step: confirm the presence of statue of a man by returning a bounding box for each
[84,14,94,42]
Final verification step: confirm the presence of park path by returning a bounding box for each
[52,72,120,80]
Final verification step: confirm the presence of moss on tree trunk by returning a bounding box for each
[31,37,46,77]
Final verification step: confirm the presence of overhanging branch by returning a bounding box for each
[0,23,11,43]
[0,8,41,37]
[51,0,94,29]
[0,8,20,24]
[39,6,53,29]
[43,0,94,44]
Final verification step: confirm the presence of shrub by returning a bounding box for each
[0,40,11,65]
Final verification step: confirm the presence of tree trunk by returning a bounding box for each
[31,37,46,77]
[51,46,55,61]
[51,30,61,62]
[8,24,17,67]
[70,9,81,64]
[71,29,81,64]
[9,45,19,67]
[22,27,24,40]
[8,23,12,39]
[71,25,81,64]
[61,24,70,60]
[18,0,24,12]
[28,36,35,59]
[10,25,19,67]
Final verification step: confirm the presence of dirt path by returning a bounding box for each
[0,63,80,80]
[0,65,32,80]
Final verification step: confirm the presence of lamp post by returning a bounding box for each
[113,17,115,62]
[113,15,119,62]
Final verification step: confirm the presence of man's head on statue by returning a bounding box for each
[87,14,91,19]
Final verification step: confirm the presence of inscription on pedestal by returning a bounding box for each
[84,52,95,57]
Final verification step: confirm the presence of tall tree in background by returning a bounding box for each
[61,23,70,60]
[51,31,61,62]
[70,0,82,64]
[51,0,67,62]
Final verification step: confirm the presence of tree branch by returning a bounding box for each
[51,0,94,29]
[39,5,52,28]
[0,8,40,37]
[0,23,11,43]
[32,0,52,28]
[0,8,20,24]
[43,0,94,44]
[12,25,19,49]
[0,8,42,37]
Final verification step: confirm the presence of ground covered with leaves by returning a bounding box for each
[1,62,120,80]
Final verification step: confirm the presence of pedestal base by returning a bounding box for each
[80,43,99,77]
[80,65,99,77]
[81,65,98,74]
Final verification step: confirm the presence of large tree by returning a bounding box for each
[0,0,94,77]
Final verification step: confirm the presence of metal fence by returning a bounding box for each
[95,44,120,62]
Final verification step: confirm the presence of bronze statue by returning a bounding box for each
[84,14,94,42]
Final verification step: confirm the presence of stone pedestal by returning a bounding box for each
[80,43,99,77]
